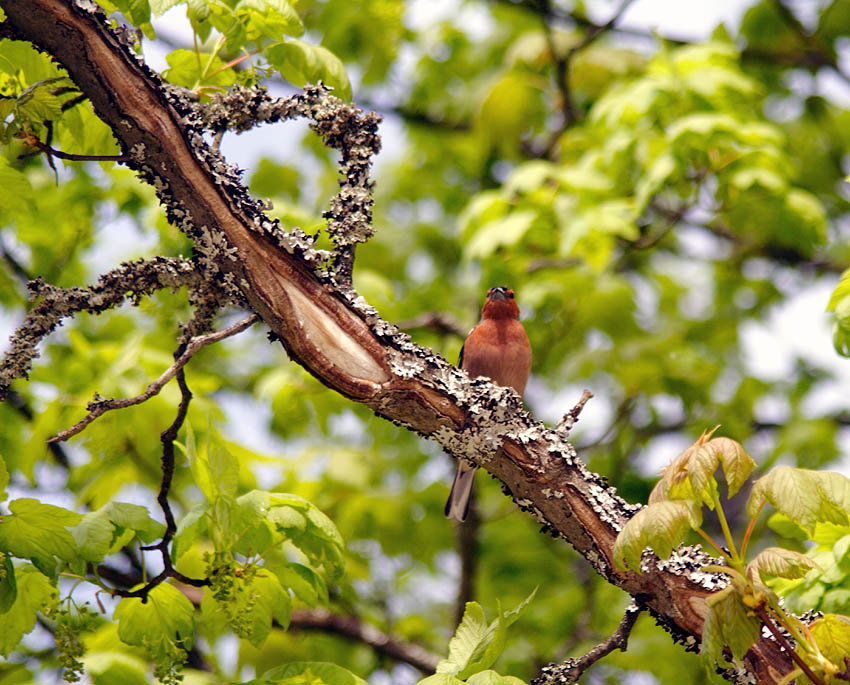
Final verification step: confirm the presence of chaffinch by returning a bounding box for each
[444,286,532,521]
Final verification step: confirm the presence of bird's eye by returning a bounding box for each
[508,291,515,299]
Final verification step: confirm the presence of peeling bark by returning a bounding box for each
[0,0,794,680]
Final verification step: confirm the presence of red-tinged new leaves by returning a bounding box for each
[746,547,819,583]
[613,499,702,572]
[748,466,850,534]
[650,433,754,508]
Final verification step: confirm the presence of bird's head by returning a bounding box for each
[482,286,519,319]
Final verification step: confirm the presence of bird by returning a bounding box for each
[444,286,532,522]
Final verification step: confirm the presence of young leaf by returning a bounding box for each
[418,677,465,685]
[466,672,528,685]
[260,661,368,684]
[808,613,850,666]
[436,591,535,679]
[114,583,195,660]
[746,547,819,582]
[0,564,57,657]
[73,502,166,562]
[748,466,850,534]
[0,499,82,576]
[266,40,351,100]
[700,586,761,667]
[613,500,701,572]
[703,437,756,497]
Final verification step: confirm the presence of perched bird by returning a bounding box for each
[444,286,532,522]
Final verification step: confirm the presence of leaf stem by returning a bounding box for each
[739,501,764,560]
[695,527,727,559]
[712,490,741,567]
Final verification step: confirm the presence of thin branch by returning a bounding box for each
[753,605,824,685]
[20,133,130,163]
[290,608,440,674]
[49,313,259,442]
[555,389,593,434]
[531,603,643,684]
[113,355,208,600]
[0,257,205,400]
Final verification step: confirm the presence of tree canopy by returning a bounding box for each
[1,0,850,683]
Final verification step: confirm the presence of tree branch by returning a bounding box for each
[290,608,440,674]
[532,603,643,684]
[49,313,259,442]
[0,256,205,399]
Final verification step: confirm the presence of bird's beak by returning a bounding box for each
[489,289,507,301]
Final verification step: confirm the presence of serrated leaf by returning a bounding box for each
[261,661,367,684]
[0,564,56,657]
[172,504,209,562]
[273,562,328,606]
[73,502,166,562]
[809,613,850,666]
[613,500,701,572]
[748,466,850,534]
[437,590,535,679]
[747,547,819,582]
[114,583,195,659]
[700,585,761,667]
[0,499,82,574]
[266,40,351,100]
[704,437,756,497]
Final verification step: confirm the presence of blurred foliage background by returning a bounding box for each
[2,0,850,683]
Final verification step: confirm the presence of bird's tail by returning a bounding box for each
[444,460,477,522]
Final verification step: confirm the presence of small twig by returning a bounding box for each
[532,603,643,684]
[555,389,593,434]
[20,134,130,163]
[49,314,259,442]
[113,356,208,601]
[397,312,467,338]
[753,605,825,685]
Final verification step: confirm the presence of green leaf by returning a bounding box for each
[73,502,166,562]
[260,661,368,684]
[748,466,850,534]
[746,547,819,581]
[172,504,209,562]
[82,651,150,685]
[0,553,15,613]
[700,585,761,667]
[266,40,351,100]
[828,267,850,356]
[273,562,328,606]
[0,499,82,576]
[163,49,240,90]
[236,0,304,40]
[114,583,195,659]
[613,500,702,572]
[809,613,850,666]
[436,590,535,679]
[465,210,537,260]
[0,564,57,657]
[418,677,464,685]
[466,672,527,685]
[705,437,756,497]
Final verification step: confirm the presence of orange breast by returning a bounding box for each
[462,318,532,396]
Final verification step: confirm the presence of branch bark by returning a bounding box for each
[0,1,796,680]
